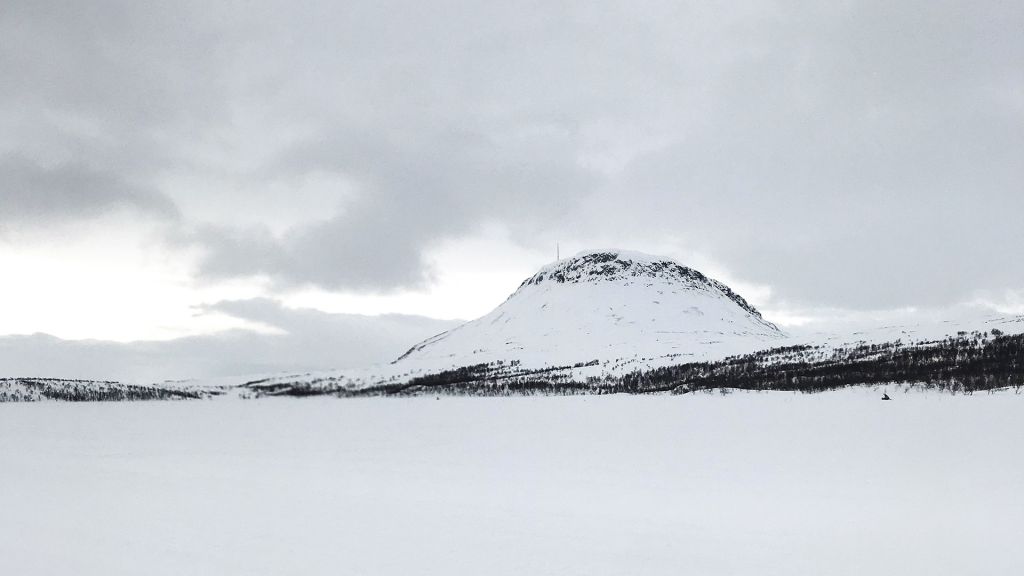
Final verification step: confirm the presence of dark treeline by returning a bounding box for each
[244,359,605,398]
[320,360,599,397]
[322,331,1024,397]
[378,359,601,396]
[15,332,1019,401]
[0,378,203,402]
[623,331,1024,394]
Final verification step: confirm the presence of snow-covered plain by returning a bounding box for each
[2,389,1022,575]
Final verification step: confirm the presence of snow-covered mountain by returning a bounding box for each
[8,249,1023,400]
[394,250,785,373]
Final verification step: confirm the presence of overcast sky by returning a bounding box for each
[1,1,1021,379]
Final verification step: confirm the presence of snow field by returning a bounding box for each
[1,389,1021,575]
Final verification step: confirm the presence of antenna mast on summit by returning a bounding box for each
[557,243,560,261]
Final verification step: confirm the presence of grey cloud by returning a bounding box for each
[198,125,595,289]
[586,0,1024,308]
[0,299,459,382]
[1,0,1021,308]
[0,155,179,226]
[0,1,222,229]
[0,1,231,129]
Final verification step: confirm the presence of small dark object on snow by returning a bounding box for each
[881,393,891,400]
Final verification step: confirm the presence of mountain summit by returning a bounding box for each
[396,250,784,373]
[516,250,770,320]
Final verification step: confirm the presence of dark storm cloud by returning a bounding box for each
[0,155,178,225]
[0,300,459,382]
[0,1,222,228]
[1,0,1021,307]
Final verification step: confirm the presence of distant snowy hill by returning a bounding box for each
[395,250,785,372]
[5,249,1024,400]
[239,251,1024,397]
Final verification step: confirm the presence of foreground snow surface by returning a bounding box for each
[2,390,1022,576]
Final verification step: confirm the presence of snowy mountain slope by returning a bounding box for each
[787,308,1024,349]
[394,250,785,373]
[247,252,1024,396]
[6,249,1024,400]
[230,250,789,395]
